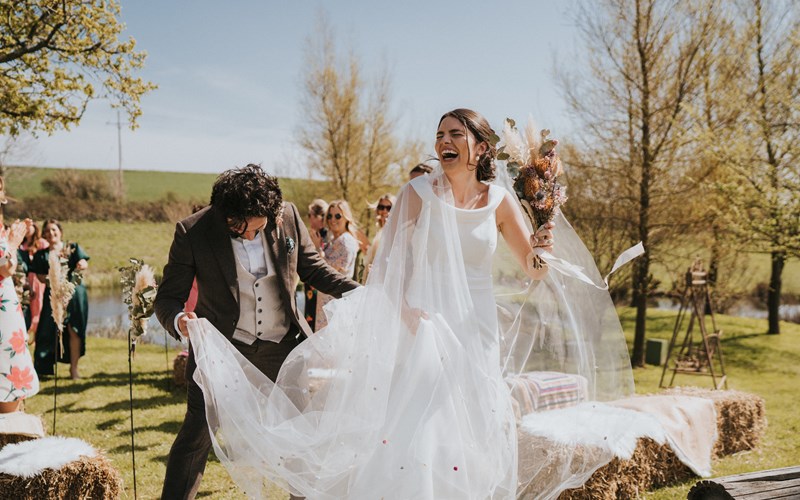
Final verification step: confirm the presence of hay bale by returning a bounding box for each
[173,350,189,387]
[0,412,46,450]
[664,387,766,456]
[517,431,607,500]
[0,454,122,499]
[557,437,694,499]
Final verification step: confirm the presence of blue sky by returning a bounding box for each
[19,0,578,175]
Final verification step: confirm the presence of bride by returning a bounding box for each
[189,108,632,499]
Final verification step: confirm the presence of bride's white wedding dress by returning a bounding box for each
[190,175,518,499]
[189,169,635,499]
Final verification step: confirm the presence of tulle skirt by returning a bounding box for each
[190,284,517,499]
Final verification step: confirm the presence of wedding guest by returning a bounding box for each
[409,162,433,179]
[30,219,89,380]
[362,193,395,283]
[19,221,48,338]
[0,218,39,412]
[304,199,330,331]
[315,200,359,330]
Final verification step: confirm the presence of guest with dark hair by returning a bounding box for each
[362,193,395,283]
[409,162,433,179]
[303,199,330,331]
[29,219,89,380]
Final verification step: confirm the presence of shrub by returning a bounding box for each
[40,169,119,201]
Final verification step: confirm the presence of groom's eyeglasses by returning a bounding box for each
[377,204,392,212]
[326,213,343,220]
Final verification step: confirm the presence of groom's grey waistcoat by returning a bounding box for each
[232,234,288,344]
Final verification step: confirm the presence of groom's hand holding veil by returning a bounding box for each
[177,311,198,338]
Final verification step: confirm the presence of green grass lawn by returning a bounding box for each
[64,221,175,288]
[5,166,335,207]
[21,308,800,499]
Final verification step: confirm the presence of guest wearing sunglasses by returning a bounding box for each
[315,200,359,330]
[362,193,395,284]
[303,199,330,331]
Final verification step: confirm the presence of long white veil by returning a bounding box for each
[188,165,635,499]
[492,166,635,497]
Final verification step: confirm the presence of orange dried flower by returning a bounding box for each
[533,157,550,177]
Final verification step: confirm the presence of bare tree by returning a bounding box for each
[297,14,413,224]
[561,0,719,366]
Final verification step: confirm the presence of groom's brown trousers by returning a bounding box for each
[160,328,304,500]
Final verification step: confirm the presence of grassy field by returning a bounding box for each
[64,222,175,288]
[5,166,335,208]
[21,309,800,499]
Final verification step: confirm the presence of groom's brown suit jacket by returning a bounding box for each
[155,202,358,342]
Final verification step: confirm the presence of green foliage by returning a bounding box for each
[0,0,156,135]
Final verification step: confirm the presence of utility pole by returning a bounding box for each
[107,109,126,199]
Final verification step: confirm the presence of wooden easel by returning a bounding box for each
[659,259,728,390]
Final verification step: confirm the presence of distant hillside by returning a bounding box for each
[4,166,338,212]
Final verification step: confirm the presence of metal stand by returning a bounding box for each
[659,259,728,390]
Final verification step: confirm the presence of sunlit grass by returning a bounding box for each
[22,309,800,499]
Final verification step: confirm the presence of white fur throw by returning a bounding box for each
[0,437,97,478]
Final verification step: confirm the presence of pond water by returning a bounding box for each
[655,297,800,323]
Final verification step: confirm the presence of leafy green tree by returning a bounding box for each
[697,0,800,334]
[0,0,156,135]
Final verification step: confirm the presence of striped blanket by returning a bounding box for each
[507,371,589,419]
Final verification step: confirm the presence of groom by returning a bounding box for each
[155,164,359,499]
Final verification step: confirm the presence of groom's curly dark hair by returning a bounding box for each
[210,164,283,228]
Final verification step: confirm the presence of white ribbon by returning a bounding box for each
[536,242,645,290]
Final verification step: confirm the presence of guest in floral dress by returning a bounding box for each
[0,219,39,412]
[315,200,359,331]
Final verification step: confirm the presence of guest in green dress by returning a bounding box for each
[30,219,89,380]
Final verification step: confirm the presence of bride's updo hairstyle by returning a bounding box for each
[438,108,497,183]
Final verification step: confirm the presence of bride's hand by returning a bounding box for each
[531,222,555,253]
[401,305,429,335]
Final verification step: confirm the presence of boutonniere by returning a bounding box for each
[285,236,295,254]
